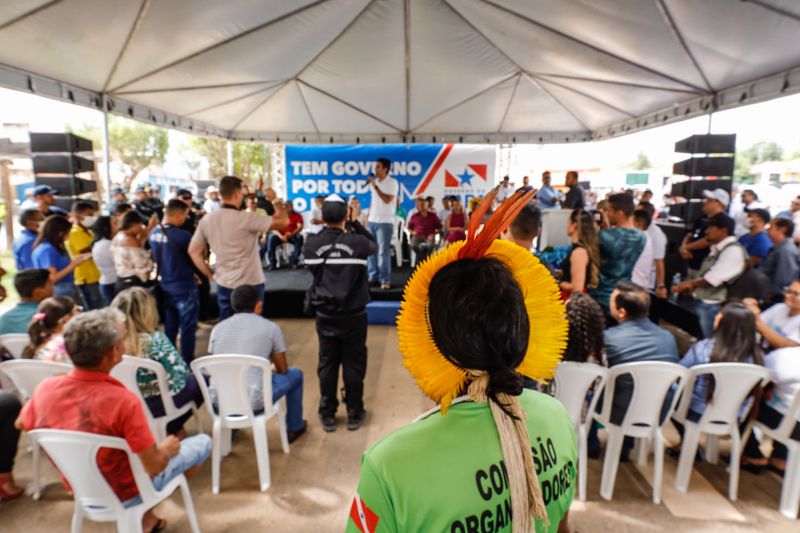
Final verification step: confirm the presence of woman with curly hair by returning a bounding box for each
[563,293,606,363]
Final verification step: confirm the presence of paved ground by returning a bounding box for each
[2,319,797,532]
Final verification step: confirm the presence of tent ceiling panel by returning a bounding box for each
[667,0,800,90]
[418,76,516,133]
[536,78,630,131]
[123,82,281,119]
[409,0,518,129]
[298,82,396,134]
[0,0,54,28]
[182,84,285,131]
[300,0,406,130]
[118,0,371,93]
[0,0,144,90]
[107,0,321,91]
[235,81,317,133]
[500,77,588,134]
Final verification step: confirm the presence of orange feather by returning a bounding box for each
[459,189,537,259]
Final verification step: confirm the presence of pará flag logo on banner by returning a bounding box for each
[349,492,379,533]
[285,144,496,214]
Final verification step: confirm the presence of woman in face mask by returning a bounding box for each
[66,201,106,310]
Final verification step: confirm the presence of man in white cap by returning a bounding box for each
[203,185,221,214]
[302,194,377,433]
[679,188,729,278]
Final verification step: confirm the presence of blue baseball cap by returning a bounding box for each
[33,185,59,196]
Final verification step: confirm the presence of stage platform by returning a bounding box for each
[262,266,412,318]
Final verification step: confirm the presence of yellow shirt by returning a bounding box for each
[66,225,101,285]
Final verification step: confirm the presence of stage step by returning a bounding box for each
[367,300,401,325]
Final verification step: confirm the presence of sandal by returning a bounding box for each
[0,482,24,502]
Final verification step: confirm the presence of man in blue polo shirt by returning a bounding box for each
[149,199,199,363]
[12,209,44,270]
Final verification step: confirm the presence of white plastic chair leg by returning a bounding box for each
[179,477,202,533]
[211,421,222,494]
[636,437,649,466]
[675,423,701,493]
[221,427,232,457]
[706,434,720,464]
[652,429,665,504]
[780,444,800,519]
[70,505,83,533]
[193,406,203,435]
[277,404,290,454]
[32,439,42,500]
[600,429,625,501]
[578,425,588,502]
[116,513,140,533]
[252,420,271,492]
[728,431,742,502]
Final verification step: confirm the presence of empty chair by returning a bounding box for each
[191,355,289,494]
[674,363,770,500]
[552,362,608,502]
[0,359,73,499]
[391,216,404,267]
[0,333,30,358]
[593,361,689,504]
[30,428,200,533]
[111,355,202,442]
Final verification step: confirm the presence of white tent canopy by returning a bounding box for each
[1,0,799,143]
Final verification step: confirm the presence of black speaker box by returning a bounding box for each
[675,134,736,154]
[53,197,98,212]
[671,178,732,199]
[668,200,705,222]
[33,154,95,175]
[673,157,734,177]
[35,176,97,196]
[29,132,93,153]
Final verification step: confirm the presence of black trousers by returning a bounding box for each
[744,401,800,461]
[0,391,22,473]
[315,312,368,418]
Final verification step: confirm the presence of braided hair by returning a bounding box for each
[563,293,605,362]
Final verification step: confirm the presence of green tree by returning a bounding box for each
[734,141,785,182]
[188,137,265,183]
[72,116,169,189]
[627,151,651,170]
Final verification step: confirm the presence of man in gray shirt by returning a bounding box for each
[759,217,800,302]
[208,285,306,442]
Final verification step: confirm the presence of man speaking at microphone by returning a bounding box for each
[366,158,398,290]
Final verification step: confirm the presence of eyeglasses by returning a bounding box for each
[785,290,800,297]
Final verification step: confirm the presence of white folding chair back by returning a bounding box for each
[111,355,201,442]
[30,429,200,533]
[191,355,289,494]
[673,363,770,500]
[553,362,608,501]
[0,359,72,499]
[391,216,404,267]
[0,333,31,358]
[594,361,689,503]
[750,383,800,518]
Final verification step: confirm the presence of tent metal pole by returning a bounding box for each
[102,103,112,208]
[1,159,14,250]
[227,140,234,175]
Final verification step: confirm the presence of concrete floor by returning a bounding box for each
[2,319,797,532]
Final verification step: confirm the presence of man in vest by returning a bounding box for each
[673,213,747,338]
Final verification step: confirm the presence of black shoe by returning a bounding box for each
[369,280,380,288]
[620,450,631,463]
[320,415,336,432]
[287,420,307,443]
[587,446,601,460]
[347,410,366,431]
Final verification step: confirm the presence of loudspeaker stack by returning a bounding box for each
[29,132,99,211]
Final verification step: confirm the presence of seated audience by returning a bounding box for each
[112,288,203,436]
[589,193,646,316]
[12,209,44,271]
[563,293,606,363]
[23,296,77,363]
[32,215,90,299]
[0,391,23,501]
[16,309,211,532]
[112,211,156,292]
[348,196,369,226]
[91,216,118,305]
[738,208,772,265]
[673,213,747,338]
[208,285,306,442]
[743,345,800,474]
[407,197,442,264]
[758,217,799,302]
[437,195,452,223]
[679,189,728,278]
[559,209,600,300]
[267,199,304,269]
[443,197,466,243]
[308,195,325,234]
[0,269,53,335]
[743,293,800,349]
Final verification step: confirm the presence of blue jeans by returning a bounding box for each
[121,434,212,508]
[164,288,199,363]
[54,282,78,300]
[100,283,116,306]
[216,283,264,321]
[695,300,720,339]
[273,368,304,431]
[78,283,105,310]
[367,222,393,284]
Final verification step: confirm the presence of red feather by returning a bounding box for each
[458,189,537,260]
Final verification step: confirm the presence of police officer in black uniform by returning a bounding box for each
[303,194,378,433]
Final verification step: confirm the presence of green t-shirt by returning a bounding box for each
[346,390,577,533]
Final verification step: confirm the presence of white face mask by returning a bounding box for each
[82,215,98,227]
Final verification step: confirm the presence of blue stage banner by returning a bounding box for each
[285,144,496,214]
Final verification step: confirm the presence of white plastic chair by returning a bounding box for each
[111,355,202,442]
[552,362,609,502]
[391,216,404,267]
[190,355,289,494]
[0,359,72,499]
[744,385,800,518]
[30,429,200,533]
[0,333,30,358]
[593,361,689,504]
[673,363,770,501]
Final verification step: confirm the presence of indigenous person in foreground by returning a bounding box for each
[16,309,211,533]
[303,195,378,433]
[347,189,575,533]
